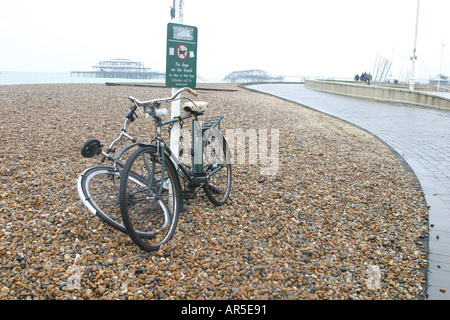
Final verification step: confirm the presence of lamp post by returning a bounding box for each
[409,0,420,91]
[437,40,445,92]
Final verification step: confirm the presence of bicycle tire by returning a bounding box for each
[77,166,129,233]
[119,145,182,252]
[202,128,232,206]
[77,166,157,239]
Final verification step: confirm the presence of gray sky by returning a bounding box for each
[0,0,448,81]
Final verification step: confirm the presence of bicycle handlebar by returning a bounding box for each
[126,87,198,107]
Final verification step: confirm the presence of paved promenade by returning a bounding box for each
[247,83,450,300]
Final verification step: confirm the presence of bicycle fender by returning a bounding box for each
[137,142,157,148]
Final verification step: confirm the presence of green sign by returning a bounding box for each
[166,22,198,88]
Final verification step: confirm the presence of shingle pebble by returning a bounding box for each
[0,83,428,299]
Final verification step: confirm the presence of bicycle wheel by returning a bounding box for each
[119,145,182,252]
[77,166,128,233]
[202,128,232,206]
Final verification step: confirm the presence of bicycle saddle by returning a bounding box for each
[183,101,208,114]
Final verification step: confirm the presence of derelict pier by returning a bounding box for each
[71,59,165,79]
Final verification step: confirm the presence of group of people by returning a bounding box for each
[354,72,372,85]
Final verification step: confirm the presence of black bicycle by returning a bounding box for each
[77,87,232,252]
[119,87,232,252]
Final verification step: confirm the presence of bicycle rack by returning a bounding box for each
[202,116,223,132]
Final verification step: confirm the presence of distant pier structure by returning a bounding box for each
[223,69,284,83]
[71,59,165,79]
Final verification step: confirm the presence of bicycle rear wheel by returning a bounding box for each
[119,145,182,252]
[202,128,232,206]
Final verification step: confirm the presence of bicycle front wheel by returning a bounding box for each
[119,145,182,252]
[77,166,129,233]
[77,166,158,238]
[202,128,232,206]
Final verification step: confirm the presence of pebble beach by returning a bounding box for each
[0,83,429,300]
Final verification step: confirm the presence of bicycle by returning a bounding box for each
[119,87,232,252]
[77,101,150,236]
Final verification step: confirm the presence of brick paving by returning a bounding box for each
[247,83,450,300]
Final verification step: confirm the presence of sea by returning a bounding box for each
[0,71,304,86]
[0,71,167,86]
[2,72,447,99]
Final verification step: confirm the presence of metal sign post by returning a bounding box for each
[167,0,198,159]
[169,0,184,159]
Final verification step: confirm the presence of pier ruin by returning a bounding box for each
[71,59,165,79]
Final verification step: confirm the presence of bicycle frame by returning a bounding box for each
[152,112,207,186]
[125,87,227,200]
[99,106,142,169]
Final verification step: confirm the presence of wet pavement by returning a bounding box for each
[246,83,450,300]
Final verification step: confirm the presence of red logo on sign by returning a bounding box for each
[177,44,188,60]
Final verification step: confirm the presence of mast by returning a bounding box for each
[409,0,420,91]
